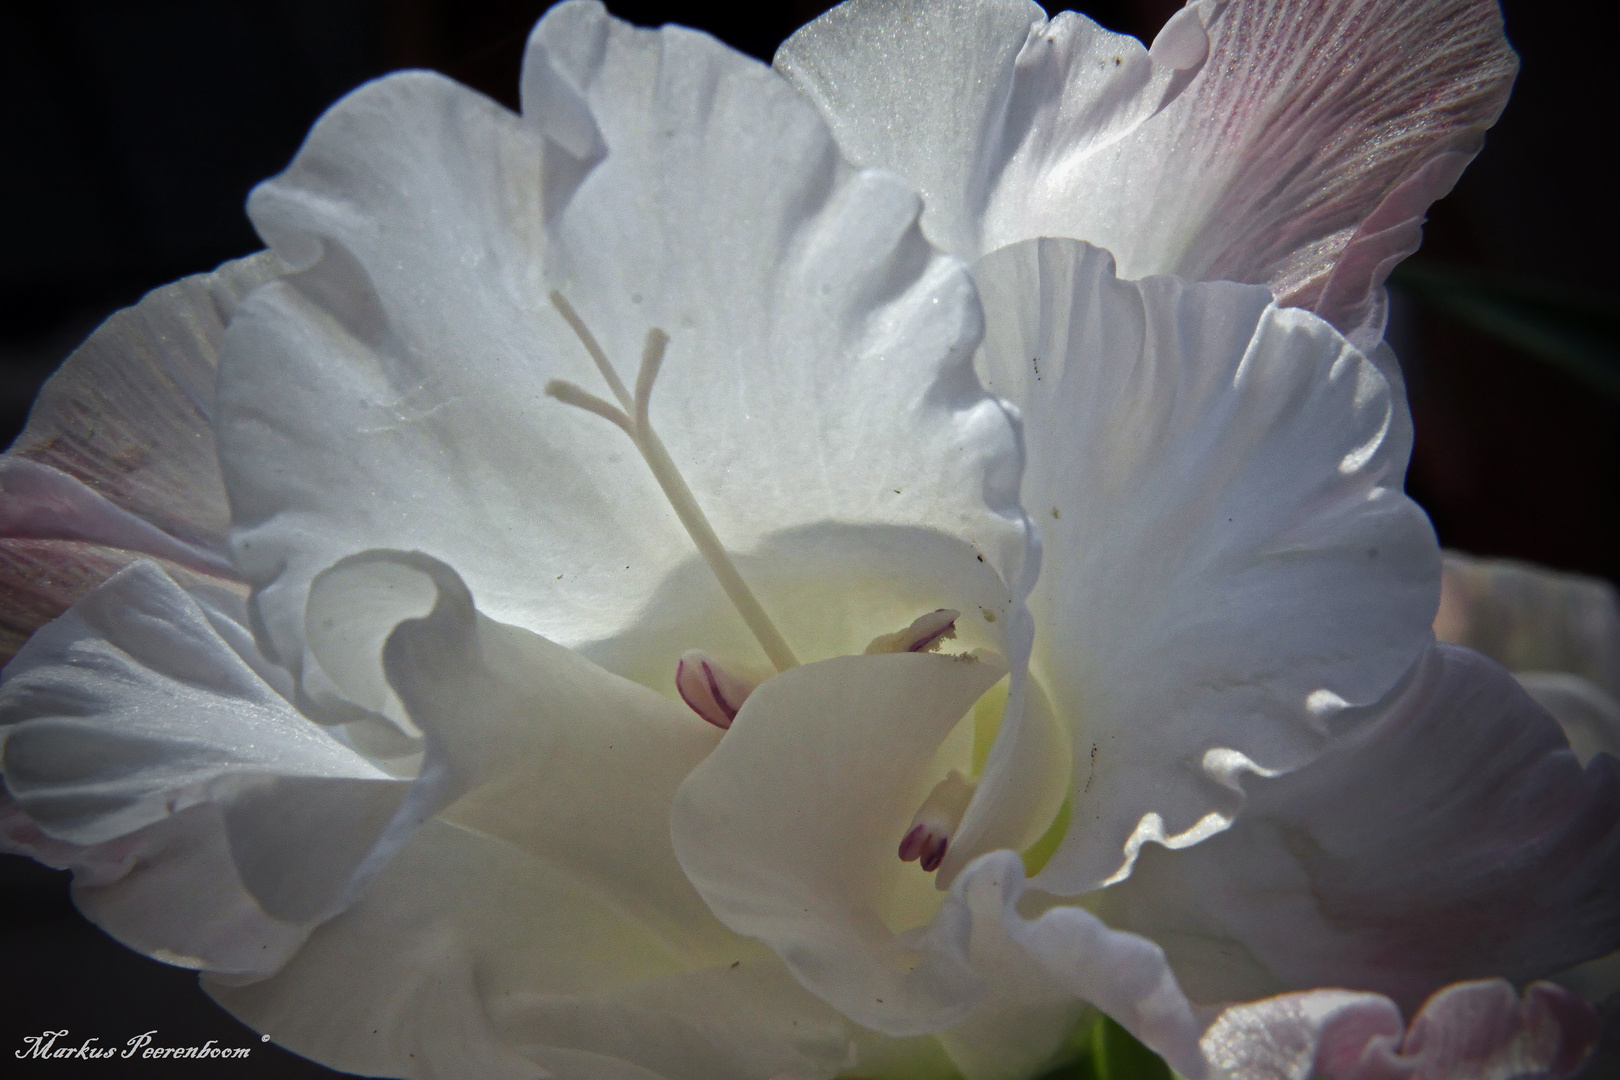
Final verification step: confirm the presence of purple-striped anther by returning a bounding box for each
[898,769,975,874]
[865,609,960,655]
[675,650,758,730]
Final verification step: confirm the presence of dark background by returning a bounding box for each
[1,1,1614,1075]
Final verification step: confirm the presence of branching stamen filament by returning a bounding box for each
[545,291,799,672]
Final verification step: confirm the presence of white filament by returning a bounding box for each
[545,291,800,672]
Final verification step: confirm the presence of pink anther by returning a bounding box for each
[675,650,757,730]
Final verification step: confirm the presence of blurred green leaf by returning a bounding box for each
[1388,261,1620,399]
[1033,1014,1174,1080]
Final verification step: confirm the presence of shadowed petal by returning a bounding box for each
[0,562,406,962]
[208,821,853,1080]
[1,794,308,980]
[1098,645,1620,1012]
[207,548,852,1080]
[671,650,1007,1034]
[973,238,1437,893]
[363,548,731,953]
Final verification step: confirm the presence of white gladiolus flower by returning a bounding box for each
[1,2,1614,1079]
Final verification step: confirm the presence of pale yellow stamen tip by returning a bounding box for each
[865,609,960,655]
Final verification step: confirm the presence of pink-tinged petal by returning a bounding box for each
[1202,987,1405,1080]
[994,0,1517,346]
[1436,551,1620,699]
[0,537,241,665]
[0,457,231,576]
[1063,0,1517,346]
[914,852,1602,1080]
[1332,979,1599,1080]
[782,0,1516,346]
[0,252,273,662]
[1097,644,1620,1011]
[1205,980,1600,1080]
[0,460,240,663]
[8,251,280,553]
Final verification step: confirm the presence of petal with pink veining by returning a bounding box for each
[779,0,1517,345]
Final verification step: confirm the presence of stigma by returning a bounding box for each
[545,291,799,673]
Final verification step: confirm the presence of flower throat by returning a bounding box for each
[546,293,978,873]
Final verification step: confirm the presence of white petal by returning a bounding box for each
[8,250,279,555]
[0,561,406,926]
[919,852,1604,1080]
[930,856,1093,1080]
[773,0,1209,261]
[937,672,1069,885]
[1436,551,1620,698]
[936,851,1211,1078]
[358,548,733,955]
[780,0,1516,345]
[972,238,1438,892]
[670,649,1007,1033]
[218,0,1020,694]
[1097,644,1620,1012]
[209,819,853,1080]
[0,796,307,979]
